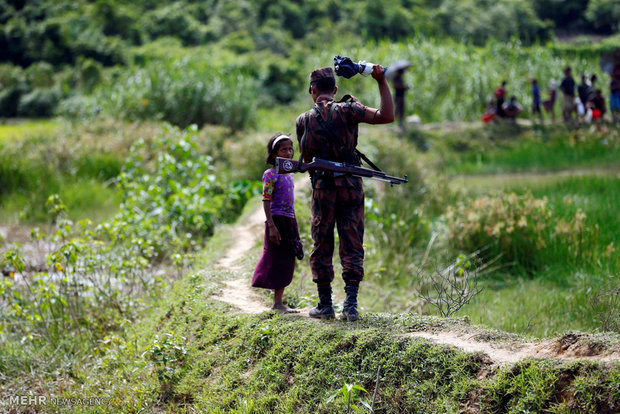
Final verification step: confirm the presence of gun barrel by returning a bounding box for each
[274,157,408,185]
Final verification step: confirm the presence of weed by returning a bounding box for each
[418,255,484,317]
[327,383,372,413]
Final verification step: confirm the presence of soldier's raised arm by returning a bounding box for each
[364,64,394,124]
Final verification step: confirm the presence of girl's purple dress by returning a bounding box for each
[252,168,301,290]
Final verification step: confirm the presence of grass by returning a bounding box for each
[440,124,620,175]
[48,232,620,413]
[1,116,619,411]
[0,119,60,144]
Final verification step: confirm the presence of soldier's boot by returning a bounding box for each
[309,284,335,319]
[341,284,360,322]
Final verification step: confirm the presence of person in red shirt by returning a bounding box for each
[494,80,507,117]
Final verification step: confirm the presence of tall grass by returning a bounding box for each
[98,58,259,130]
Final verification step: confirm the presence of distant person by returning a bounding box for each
[611,64,620,123]
[588,89,606,126]
[577,74,592,109]
[531,78,542,122]
[252,133,303,313]
[542,80,557,122]
[590,74,598,95]
[392,68,409,129]
[560,66,576,123]
[482,99,498,124]
[502,95,522,121]
[494,80,507,117]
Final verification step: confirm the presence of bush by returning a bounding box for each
[17,88,60,117]
[437,0,551,45]
[56,94,102,119]
[0,64,27,117]
[24,61,55,88]
[77,58,102,92]
[443,192,597,272]
[140,3,204,46]
[586,0,620,34]
[105,125,260,258]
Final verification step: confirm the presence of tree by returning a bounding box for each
[586,0,620,34]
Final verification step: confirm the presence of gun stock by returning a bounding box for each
[275,157,408,186]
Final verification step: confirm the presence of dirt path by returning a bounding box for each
[215,175,312,316]
[407,332,620,365]
[212,176,619,366]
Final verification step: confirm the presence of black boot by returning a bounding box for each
[341,284,360,322]
[309,284,335,319]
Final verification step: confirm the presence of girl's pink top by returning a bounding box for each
[262,168,295,218]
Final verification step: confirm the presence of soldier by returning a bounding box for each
[296,65,394,321]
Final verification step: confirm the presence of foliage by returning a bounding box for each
[103,125,260,260]
[0,199,164,356]
[0,123,260,398]
[61,271,620,412]
[586,0,620,34]
[327,383,372,413]
[443,191,596,272]
[437,0,551,45]
[142,332,188,390]
[97,59,259,130]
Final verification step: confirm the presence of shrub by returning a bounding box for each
[56,94,102,119]
[586,0,620,34]
[17,88,60,117]
[140,3,203,46]
[443,192,597,272]
[104,125,260,259]
[0,64,27,117]
[24,61,55,88]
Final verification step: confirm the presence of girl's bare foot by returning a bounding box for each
[272,303,300,313]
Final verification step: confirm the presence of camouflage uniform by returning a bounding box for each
[296,67,375,285]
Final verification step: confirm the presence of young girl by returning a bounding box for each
[251,133,303,313]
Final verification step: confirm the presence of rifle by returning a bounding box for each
[275,157,408,186]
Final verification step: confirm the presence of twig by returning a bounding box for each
[370,365,381,413]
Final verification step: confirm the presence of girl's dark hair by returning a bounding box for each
[266,133,292,165]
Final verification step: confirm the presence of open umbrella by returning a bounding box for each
[385,60,412,80]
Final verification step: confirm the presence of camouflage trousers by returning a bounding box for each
[310,185,364,284]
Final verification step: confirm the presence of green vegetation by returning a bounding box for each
[1,1,620,411]
[3,0,620,128]
[442,125,620,174]
[48,260,620,413]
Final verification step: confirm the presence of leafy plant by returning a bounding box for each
[327,383,372,413]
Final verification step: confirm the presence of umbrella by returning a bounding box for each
[385,60,412,80]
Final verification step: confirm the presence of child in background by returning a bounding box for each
[252,133,303,313]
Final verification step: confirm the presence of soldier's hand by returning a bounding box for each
[371,64,386,83]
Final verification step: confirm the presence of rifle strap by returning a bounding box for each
[355,149,382,172]
[298,111,310,164]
